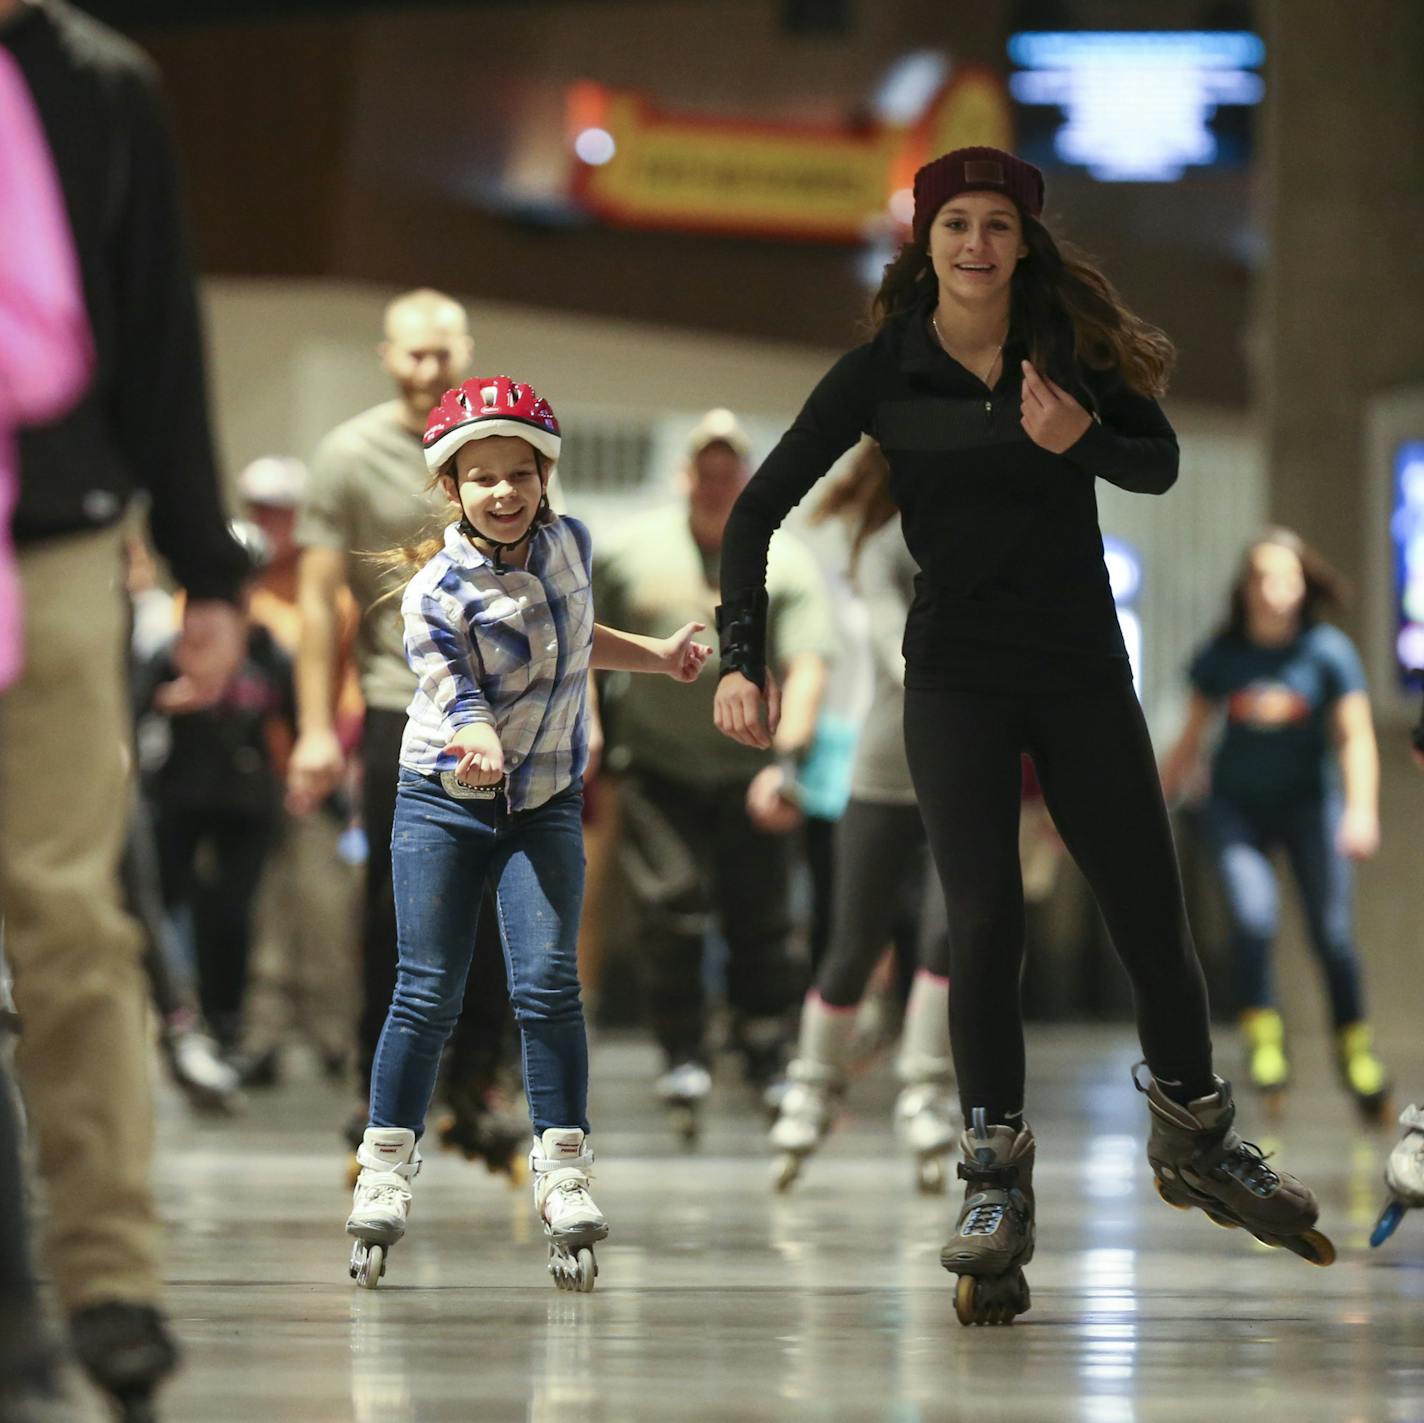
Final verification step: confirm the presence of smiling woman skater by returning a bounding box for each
[711,147,1334,1326]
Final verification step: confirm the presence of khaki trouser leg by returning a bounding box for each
[0,527,162,1309]
[243,811,357,1061]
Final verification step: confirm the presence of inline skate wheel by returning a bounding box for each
[576,1247,597,1293]
[1282,1228,1335,1267]
[352,1242,385,1289]
[953,1272,1028,1327]
[1371,1200,1405,1248]
[916,1156,947,1195]
[1154,1179,1189,1210]
[1355,1091,1394,1129]
[771,1153,801,1193]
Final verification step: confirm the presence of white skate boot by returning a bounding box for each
[1372,1104,1424,1247]
[894,971,959,1194]
[656,1061,713,1144]
[531,1128,608,1292]
[768,993,855,1193]
[161,1023,243,1115]
[345,1126,420,1289]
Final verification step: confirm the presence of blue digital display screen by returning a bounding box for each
[1008,31,1264,182]
[1390,439,1424,688]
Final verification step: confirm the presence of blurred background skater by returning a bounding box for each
[770,442,957,1194]
[1160,528,1391,1123]
[0,32,92,1419]
[135,520,293,1068]
[233,455,361,1089]
[288,290,526,1176]
[121,518,243,1117]
[714,144,1335,1327]
[593,408,834,1139]
[0,0,249,1414]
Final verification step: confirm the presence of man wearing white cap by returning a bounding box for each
[236,455,360,1085]
[593,409,834,1128]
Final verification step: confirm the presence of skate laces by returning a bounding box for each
[1213,1137,1281,1195]
[356,1170,412,1211]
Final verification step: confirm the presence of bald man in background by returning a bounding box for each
[288,290,525,1167]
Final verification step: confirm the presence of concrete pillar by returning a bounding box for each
[1259,0,1424,628]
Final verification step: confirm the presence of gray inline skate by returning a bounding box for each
[1138,1068,1334,1265]
[939,1110,1035,1326]
[1371,1103,1424,1247]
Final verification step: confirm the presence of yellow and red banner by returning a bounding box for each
[568,70,1013,244]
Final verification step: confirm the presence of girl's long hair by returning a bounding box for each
[1219,526,1348,642]
[366,452,553,593]
[872,212,1175,399]
[809,440,895,573]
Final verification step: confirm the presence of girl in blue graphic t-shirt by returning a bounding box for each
[1161,527,1390,1121]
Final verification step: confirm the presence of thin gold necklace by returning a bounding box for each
[931,311,1004,389]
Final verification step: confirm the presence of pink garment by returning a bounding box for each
[0,46,92,691]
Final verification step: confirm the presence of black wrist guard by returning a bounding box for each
[1412,720,1424,755]
[715,588,769,690]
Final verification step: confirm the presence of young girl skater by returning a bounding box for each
[713,146,1332,1327]
[1160,529,1390,1121]
[769,443,957,1194]
[344,377,709,1291]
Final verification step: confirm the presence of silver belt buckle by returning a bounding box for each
[440,770,501,801]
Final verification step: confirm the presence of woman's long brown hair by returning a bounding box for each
[809,440,895,573]
[1219,526,1349,642]
[872,211,1176,399]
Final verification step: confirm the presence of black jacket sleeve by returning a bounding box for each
[720,343,876,603]
[110,62,246,603]
[1061,367,1179,495]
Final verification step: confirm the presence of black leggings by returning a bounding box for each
[815,799,948,1008]
[903,681,1213,1124]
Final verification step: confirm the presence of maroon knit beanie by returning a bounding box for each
[911,146,1045,243]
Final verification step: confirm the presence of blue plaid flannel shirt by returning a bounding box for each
[399,516,593,812]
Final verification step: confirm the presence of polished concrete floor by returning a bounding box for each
[72,1027,1424,1421]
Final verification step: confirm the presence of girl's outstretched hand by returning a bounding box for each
[1020,360,1092,454]
[713,668,781,749]
[660,621,713,682]
[444,722,505,787]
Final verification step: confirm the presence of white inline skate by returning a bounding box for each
[769,993,855,1192]
[655,1061,712,1144]
[895,1066,959,1194]
[345,1126,420,1289]
[1371,1103,1424,1247]
[893,971,958,1193]
[532,1128,608,1292]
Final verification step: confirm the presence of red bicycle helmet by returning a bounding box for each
[423,376,561,472]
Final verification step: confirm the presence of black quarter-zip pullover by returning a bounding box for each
[721,303,1178,692]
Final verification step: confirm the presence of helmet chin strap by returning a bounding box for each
[460,491,551,570]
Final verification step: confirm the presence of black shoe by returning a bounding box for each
[69,1301,178,1420]
[0,1318,64,1422]
[227,1045,281,1090]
